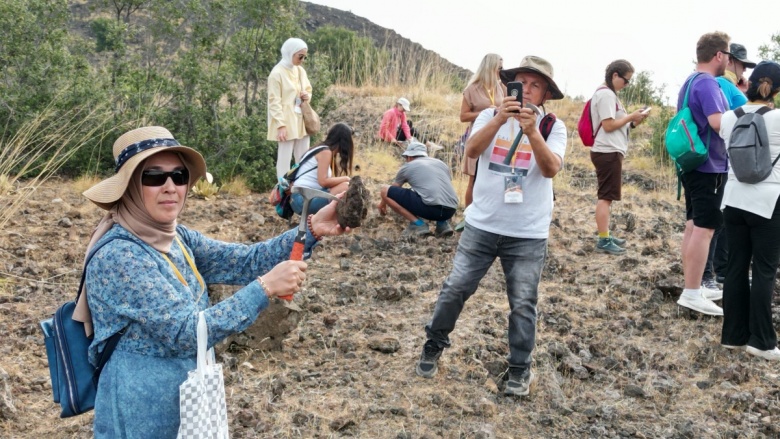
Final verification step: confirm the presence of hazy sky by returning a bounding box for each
[306,0,777,103]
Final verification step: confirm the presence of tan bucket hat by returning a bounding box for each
[83,126,207,210]
[500,56,564,100]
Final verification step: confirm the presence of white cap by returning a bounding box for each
[397,97,411,112]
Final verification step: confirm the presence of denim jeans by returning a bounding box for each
[291,190,331,216]
[703,225,728,281]
[425,224,547,369]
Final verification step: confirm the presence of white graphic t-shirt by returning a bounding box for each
[467,108,567,239]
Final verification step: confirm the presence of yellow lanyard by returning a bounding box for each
[161,236,206,302]
[484,85,495,106]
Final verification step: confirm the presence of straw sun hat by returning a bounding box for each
[83,126,207,210]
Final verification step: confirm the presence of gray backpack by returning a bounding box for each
[729,106,780,183]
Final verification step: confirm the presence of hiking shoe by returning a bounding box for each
[715,275,725,284]
[505,368,534,397]
[416,340,443,378]
[676,292,723,316]
[746,346,780,361]
[701,279,723,301]
[596,237,625,255]
[610,236,626,246]
[435,222,454,238]
[403,222,431,237]
[454,219,466,233]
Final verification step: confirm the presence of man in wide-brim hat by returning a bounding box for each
[415,55,567,398]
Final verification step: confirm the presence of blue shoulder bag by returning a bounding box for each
[40,237,133,418]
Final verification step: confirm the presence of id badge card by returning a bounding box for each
[504,174,523,204]
[294,96,302,114]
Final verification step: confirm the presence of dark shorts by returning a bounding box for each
[387,186,456,221]
[590,151,623,201]
[681,171,727,229]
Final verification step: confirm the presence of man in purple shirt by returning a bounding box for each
[676,31,731,316]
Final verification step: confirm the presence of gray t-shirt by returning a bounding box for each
[393,157,459,209]
[591,87,629,155]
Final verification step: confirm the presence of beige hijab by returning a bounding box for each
[73,160,188,336]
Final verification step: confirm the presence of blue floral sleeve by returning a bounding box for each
[86,225,319,363]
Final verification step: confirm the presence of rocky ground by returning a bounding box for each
[1,79,778,439]
[3,147,780,439]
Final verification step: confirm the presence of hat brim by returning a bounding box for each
[500,67,564,100]
[736,58,757,69]
[402,151,427,157]
[83,146,207,210]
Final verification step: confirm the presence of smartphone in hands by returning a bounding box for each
[640,106,652,115]
[507,81,523,113]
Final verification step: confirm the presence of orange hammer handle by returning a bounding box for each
[281,232,307,301]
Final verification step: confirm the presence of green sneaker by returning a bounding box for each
[596,237,625,255]
[610,235,626,246]
[454,219,466,232]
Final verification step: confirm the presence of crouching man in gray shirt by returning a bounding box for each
[377,141,459,237]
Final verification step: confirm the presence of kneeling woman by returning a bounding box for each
[78,126,350,438]
[291,122,354,215]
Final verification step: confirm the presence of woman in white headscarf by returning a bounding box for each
[267,37,313,178]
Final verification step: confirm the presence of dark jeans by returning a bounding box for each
[721,201,780,350]
[703,225,728,281]
[387,186,455,221]
[425,224,547,369]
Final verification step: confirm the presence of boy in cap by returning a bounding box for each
[415,56,567,397]
[377,97,420,146]
[377,141,459,237]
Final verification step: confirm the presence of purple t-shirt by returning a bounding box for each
[676,72,729,173]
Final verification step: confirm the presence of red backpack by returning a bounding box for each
[577,86,614,147]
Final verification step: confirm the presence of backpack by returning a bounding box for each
[40,237,133,418]
[577,86,611,147]
[269,146,327,219]
[665,73,710,173]
[729,106,779,183]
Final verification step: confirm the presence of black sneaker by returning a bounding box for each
[415,340,443,378]
[505,367,534,396]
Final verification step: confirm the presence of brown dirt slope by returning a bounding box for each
[2,146,780,438]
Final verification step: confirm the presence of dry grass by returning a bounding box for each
[71,175,102,194]
[220,176,251,197]
[0,96,120,229]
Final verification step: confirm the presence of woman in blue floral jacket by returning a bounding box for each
[76,126,349,438]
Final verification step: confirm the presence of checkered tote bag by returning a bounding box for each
[177,312,229,439]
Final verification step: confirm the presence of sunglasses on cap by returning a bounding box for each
[141,168,190,186]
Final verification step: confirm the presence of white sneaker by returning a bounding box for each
[722,344,746,351]
[677,293,724,316]
[746,346,780,361]
[701,281,723,301]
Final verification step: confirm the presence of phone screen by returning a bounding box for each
[507,81,523,112]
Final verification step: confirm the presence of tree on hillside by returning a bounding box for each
[758,32,780,62]
[619,71,665,108]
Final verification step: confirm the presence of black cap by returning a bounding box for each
[749,61,780,91]
[729,43,757,68]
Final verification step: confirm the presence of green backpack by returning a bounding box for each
[665,73,710,173]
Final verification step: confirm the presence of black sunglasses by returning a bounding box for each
[618,73,630,85]
[141,168,189,186]
[297,54,307,61]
